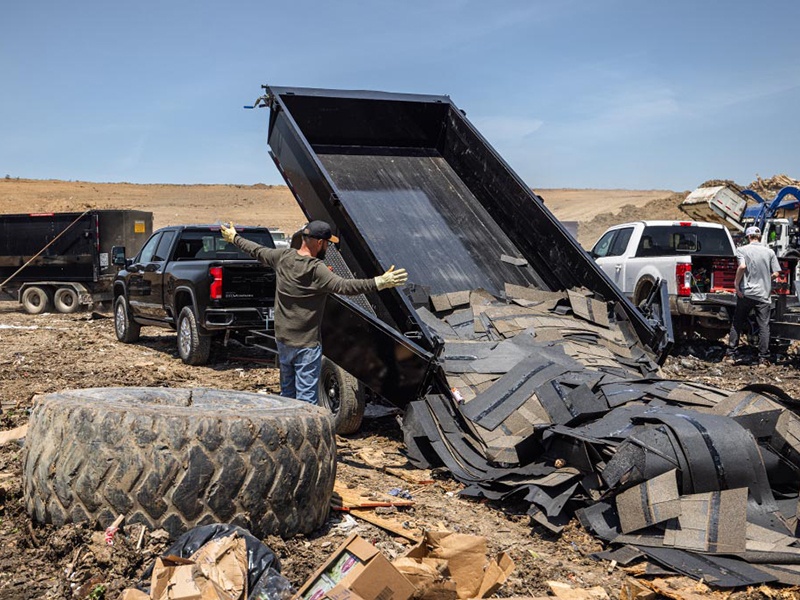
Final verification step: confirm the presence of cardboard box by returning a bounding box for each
[294,534,416,600]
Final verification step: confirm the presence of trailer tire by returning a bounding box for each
[114,295,141,343]
[319,357,365,435]
[54,287,81,314]
[21,286,52,315]
[22,387,336,540]
[177,306,211,365]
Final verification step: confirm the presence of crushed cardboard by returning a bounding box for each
[120,533,247,600]
[396,531,514,600]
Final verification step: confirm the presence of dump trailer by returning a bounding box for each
[257,85,670,405]
[0,210,153,314]
[255,88,800,586]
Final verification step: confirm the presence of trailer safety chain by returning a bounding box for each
[0,209,91,290]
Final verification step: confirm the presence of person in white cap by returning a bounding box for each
[220,220,408,404]
[725,225,780,366]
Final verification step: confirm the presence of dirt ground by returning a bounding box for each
[0,179,797,599]
[0,178,681,249]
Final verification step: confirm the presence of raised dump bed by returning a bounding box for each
[260,86,669,402]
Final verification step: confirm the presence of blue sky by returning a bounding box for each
[2,0,799,190]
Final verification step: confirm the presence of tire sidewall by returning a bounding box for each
[319,358,365,434]
[54,287,80,314]
[114,295,140,342]
[177,306,210,365]
[21,286,51,315]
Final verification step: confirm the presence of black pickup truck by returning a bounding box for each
[112,224,276,364]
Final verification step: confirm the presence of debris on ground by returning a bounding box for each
[403,283,800,587]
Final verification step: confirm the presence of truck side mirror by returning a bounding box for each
[111,246,126,266]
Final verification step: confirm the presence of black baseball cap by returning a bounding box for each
[302,220,339,243]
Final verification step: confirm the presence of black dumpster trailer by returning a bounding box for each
[259,86,670,403]
[0,209,153,313]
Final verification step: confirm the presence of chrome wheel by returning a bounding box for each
[115,302,126,337]
[178,315,192,356]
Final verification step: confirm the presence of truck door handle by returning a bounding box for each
[615,264,622,272]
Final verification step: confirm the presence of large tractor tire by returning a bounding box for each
[319,357,366,435]
[22,387,336,540]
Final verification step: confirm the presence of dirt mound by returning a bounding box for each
[578,192,687,246]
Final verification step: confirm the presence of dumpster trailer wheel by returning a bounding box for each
[177,306,212,365]
[114,295,141,343]
[54,287,81,314]
[21,286,52,315]
[319,357,365,435]
[22,387,336,540]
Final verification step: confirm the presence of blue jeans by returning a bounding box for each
[276,341,322,404]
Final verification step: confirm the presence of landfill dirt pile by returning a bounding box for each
[0,178,675,250]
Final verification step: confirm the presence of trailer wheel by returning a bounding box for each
[177,306,211,365]
[54,287,81,314]
[21,286,52,315]
[22,387,336,540]
[319,357,365,435]
[114,295,141,343]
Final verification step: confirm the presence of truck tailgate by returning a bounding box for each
[219,262,275,305]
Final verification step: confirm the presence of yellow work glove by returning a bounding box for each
[374,265,408,290]
[220,222,237,243]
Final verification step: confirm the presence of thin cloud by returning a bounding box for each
[471,116,544,143]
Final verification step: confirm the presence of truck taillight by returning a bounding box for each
[775,259,792,295]
[676,263,692,296]
[209,266,223,299]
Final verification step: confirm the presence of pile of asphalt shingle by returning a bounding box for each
[402,283,800,588]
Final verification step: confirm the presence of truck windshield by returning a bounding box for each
[635,225,733,257]
[173,230,274,260]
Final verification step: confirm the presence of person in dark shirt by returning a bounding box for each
[221,220,407,404]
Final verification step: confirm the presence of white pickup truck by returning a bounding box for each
[590,220,740,336]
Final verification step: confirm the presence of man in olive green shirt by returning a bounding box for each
[221,220,407,404]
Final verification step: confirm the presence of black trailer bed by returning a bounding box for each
[263,85,670,403]
[317,146,548,295]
